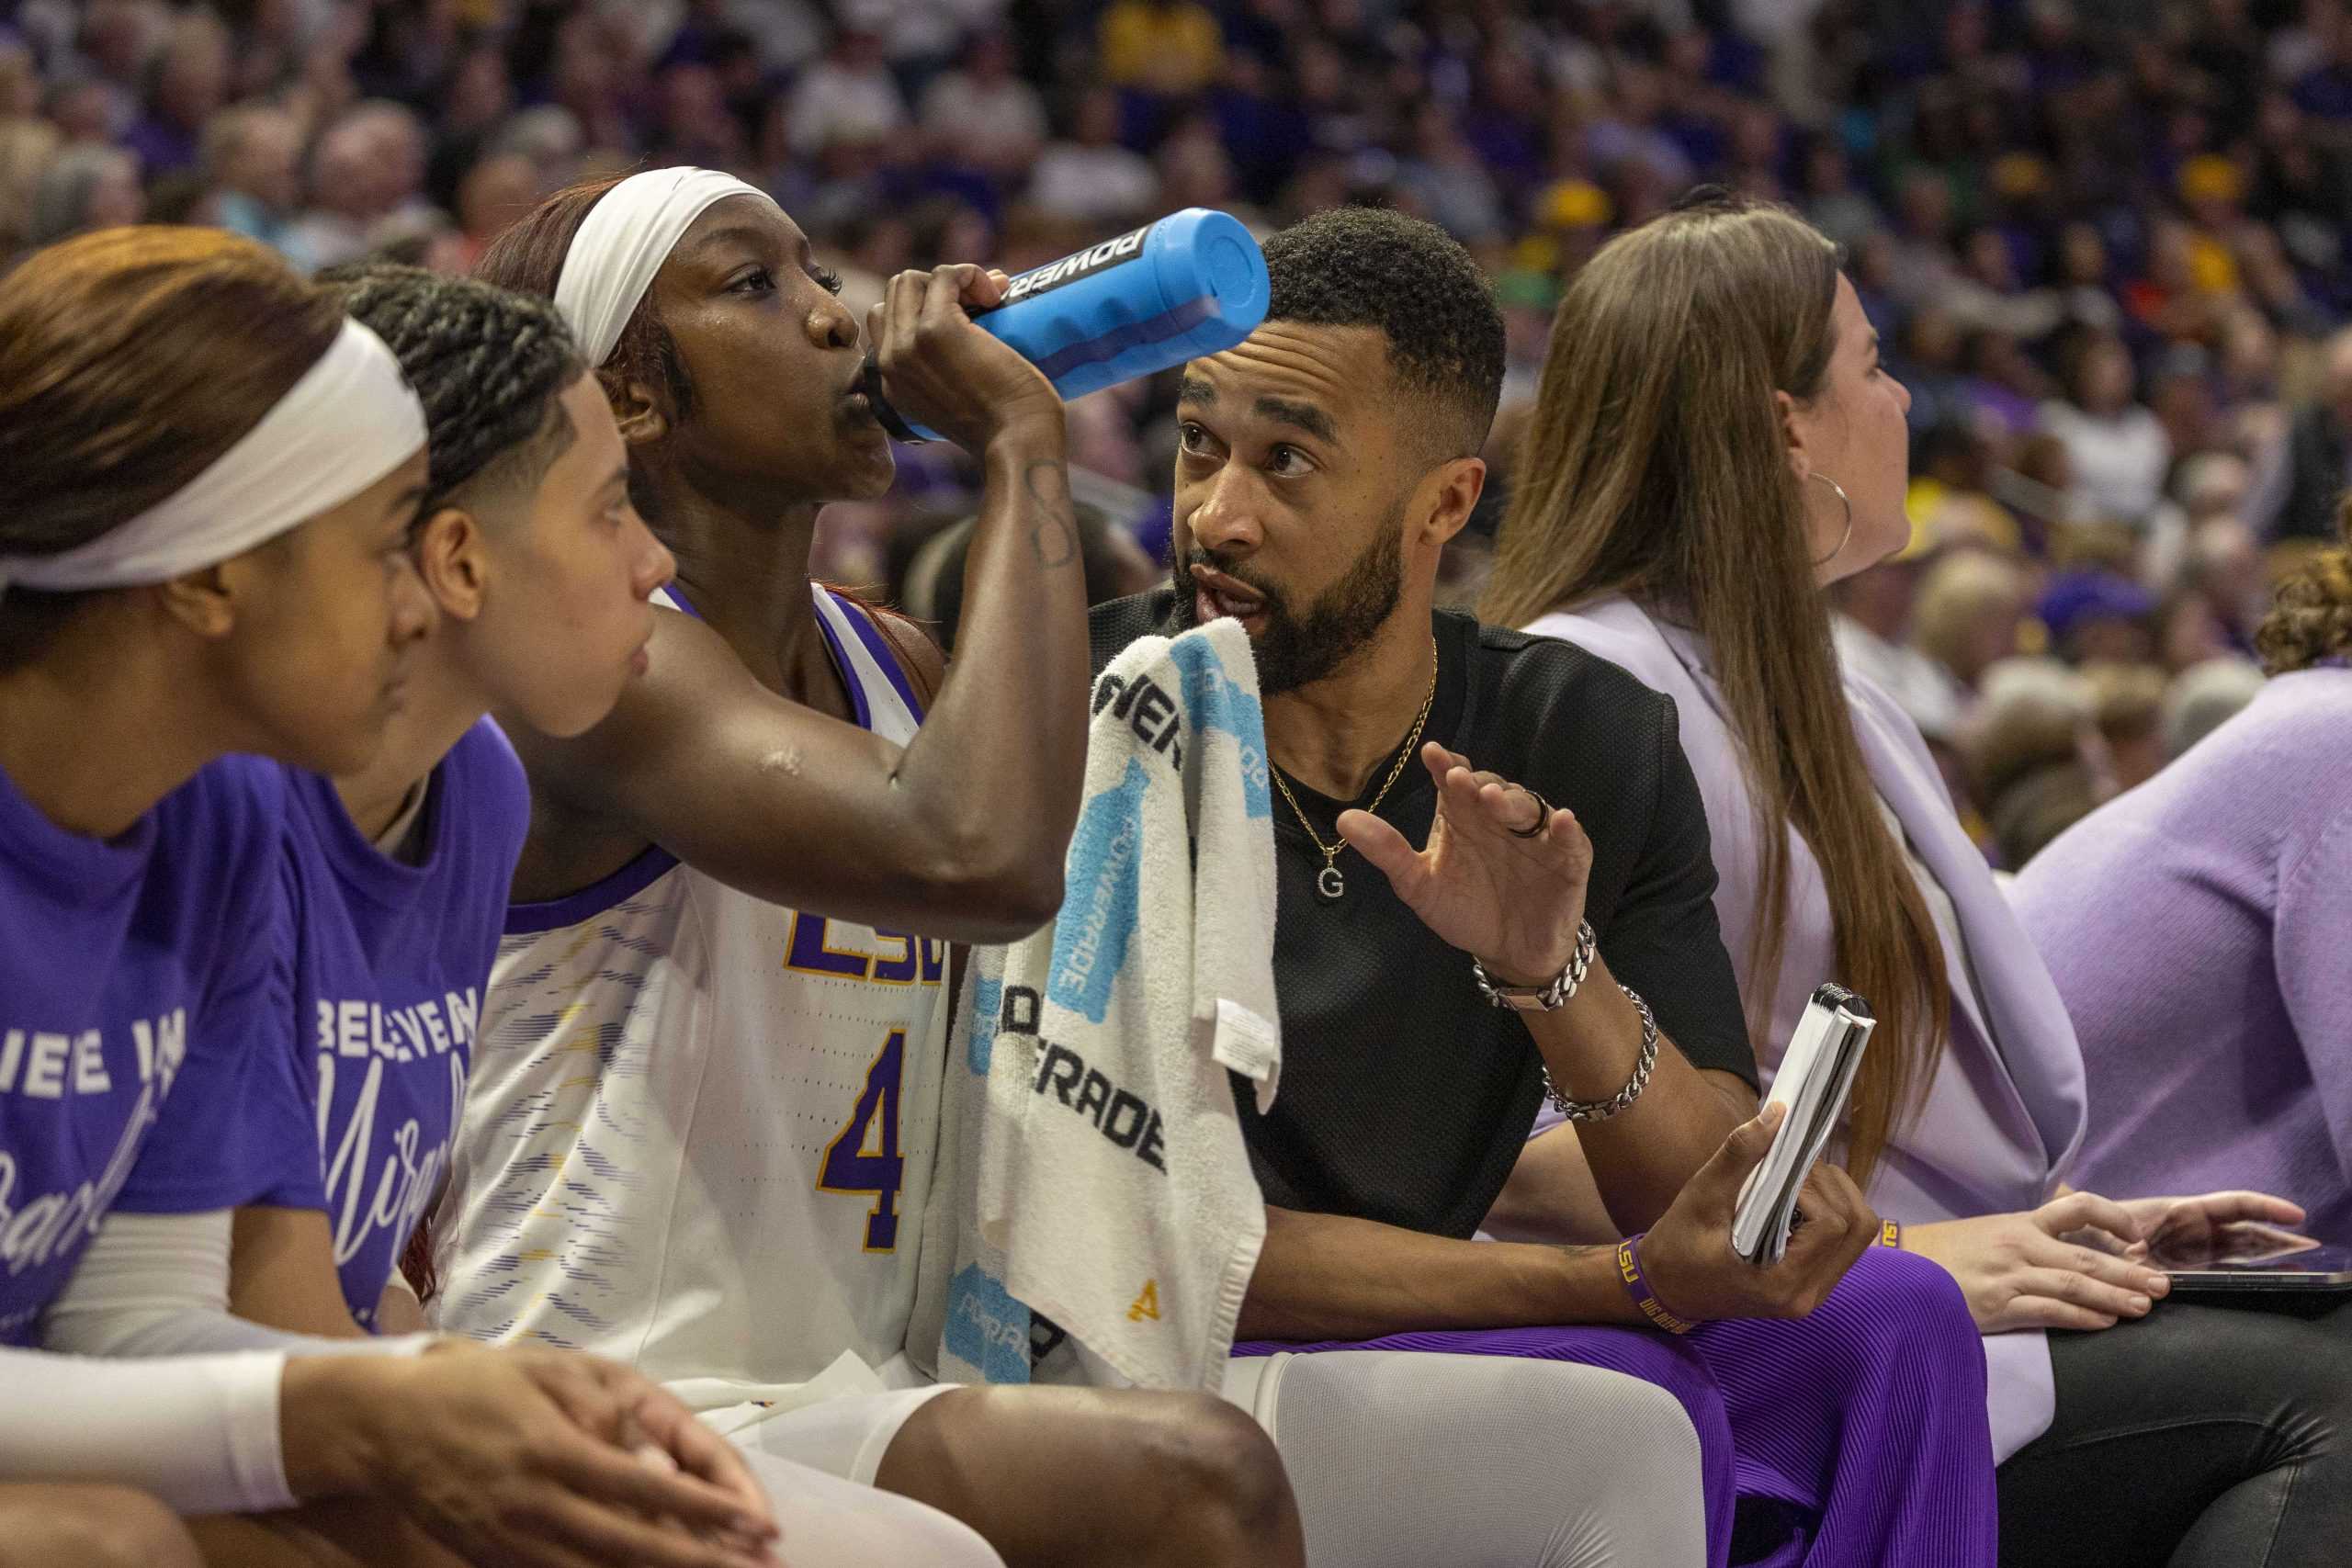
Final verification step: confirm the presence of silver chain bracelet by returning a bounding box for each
[1472,920,1597,1011]
[1542,985,1661,1122]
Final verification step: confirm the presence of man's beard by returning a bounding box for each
[1172,508,1407,695]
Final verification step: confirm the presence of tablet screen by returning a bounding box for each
[2149,1222,2352,1279]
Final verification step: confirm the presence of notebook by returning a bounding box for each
[1733,984,1877,1266]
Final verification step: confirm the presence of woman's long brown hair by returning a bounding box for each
[1481,196,1949,1190]
[0,226,343,669]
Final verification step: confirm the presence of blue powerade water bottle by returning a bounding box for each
[863,208,1270,444]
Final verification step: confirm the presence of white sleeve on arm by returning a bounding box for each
[16,1210,435,1514]
[0,1342,293,1514]
[39,1209,432,1359]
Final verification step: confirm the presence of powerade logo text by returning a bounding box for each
[1002,224,1150,303]
[995,984,1170,1175]
[944,1263,1033,1383]
[1046,757,1148,1023]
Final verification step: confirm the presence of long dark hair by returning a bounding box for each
[1481,197,1949,1191]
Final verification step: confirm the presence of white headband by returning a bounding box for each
[0,319,426,596]
[555,167,779,367]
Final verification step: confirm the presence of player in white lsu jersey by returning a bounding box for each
[441,582,957,1459]
[430,169,1305,1568]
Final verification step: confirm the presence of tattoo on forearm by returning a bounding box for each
[1023,458,1078,570]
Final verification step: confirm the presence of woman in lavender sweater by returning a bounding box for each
[1488,192,2348,1568]
[2017,524,2352,1247]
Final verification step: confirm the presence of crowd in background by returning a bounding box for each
[8,0,2352,866]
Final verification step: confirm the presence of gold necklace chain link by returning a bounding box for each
[1270,637,1440,897]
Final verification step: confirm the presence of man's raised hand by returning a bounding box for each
[1339,743,1593,986]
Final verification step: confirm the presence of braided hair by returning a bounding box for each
[318,263,587,514]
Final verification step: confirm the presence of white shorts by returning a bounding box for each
[704,1383,960,1486]
[729,1444,1003,1567]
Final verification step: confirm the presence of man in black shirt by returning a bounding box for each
[1090,208,1997,1563]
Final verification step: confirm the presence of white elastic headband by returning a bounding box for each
[554,167,779,367]
[0,319,426,596]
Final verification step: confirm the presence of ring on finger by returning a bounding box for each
[1510,787,1553,840]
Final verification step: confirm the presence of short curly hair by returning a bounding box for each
[318,263,587,515]
[1261,206,1506,461]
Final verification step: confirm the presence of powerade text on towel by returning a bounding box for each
[912,617,1281,1393]
[864,209,1270,443]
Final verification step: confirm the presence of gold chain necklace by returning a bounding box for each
[1270,637,1439,903]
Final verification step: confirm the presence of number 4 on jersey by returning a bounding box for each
[819,1029,906,1251]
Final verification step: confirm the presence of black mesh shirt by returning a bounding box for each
[1091,590,1758,1239]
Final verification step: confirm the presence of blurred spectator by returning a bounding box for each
[1947,225,2063,341]
[3,0,2352,873]
[2176,452,2254,525]
[1915,549,2030,695]
[28,141,141,247]
[1030,85,1158,224]
[2250,322,2352,543]
[287,102,435,271]
[2041,331,2172,528]
[1156,114,1241,213]
[202,103,307,265]
[836,0,1008,79]
[901,504,1159,652]
[1835,557,1967,747]
[2161,654,2269,760]
[2049,221,2125,337]
[451,152,541,274]
[1400,103,1508,246]
[0,31,36,122]
[1908,421,2023,554]
[919,31,1046,180]
[120,7,227,180]
[1099,0,1226,101]
[785,25,908,160]
[2082,660,2168,793]
[2183,513,2270,641]
[1798,131,1878,251]
[1990,759,2105,871]
[1965,658,2108,871]
[2039,568,2160,664]
[2154,584,2237,673]
[0,116,61,256]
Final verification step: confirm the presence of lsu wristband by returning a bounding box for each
[1880,1220,1903,1249]
[1617,1235,1698,1336]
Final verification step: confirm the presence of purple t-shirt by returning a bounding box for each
[0,755,288,1346]
[244,720,531,1326]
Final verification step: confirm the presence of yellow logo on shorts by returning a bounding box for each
[1127,1280,1161,1323]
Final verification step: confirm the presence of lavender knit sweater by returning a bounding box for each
[2013,669,2352,1239]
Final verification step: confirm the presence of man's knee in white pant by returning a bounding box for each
[1250,1351,1709,1568]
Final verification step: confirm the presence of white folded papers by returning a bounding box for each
[1732,984,1877,1266]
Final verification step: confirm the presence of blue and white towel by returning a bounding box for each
[911,617,1281,1392]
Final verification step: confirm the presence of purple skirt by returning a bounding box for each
[1236,1245,1996,1568]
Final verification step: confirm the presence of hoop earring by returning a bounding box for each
[1808,471,1854,568]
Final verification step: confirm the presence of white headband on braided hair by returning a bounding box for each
[0,319,426,596]
[554,167,780,367]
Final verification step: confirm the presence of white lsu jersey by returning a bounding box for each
[432,584,952,1408]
